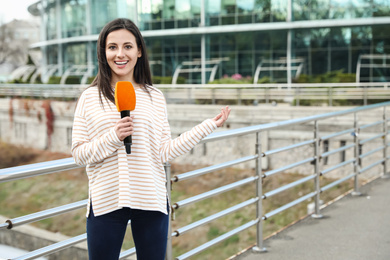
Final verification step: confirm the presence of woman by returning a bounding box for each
[71,18,231,260]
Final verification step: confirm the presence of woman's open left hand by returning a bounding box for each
[212,106,231,127]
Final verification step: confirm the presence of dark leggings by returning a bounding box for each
[86,204,169,260]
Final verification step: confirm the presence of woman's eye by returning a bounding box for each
[108,46,116,50]
[125,45,132,49]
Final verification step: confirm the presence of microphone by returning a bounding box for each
[115,81,136,154]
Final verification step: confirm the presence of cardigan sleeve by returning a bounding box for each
[71,92,123,166]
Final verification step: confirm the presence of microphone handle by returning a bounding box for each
[120,110,132,154]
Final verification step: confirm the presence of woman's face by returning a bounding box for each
[105,29,141,83]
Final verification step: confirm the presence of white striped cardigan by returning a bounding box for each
[71,85,217,216]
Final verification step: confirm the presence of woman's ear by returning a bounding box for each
[138,47,142,58]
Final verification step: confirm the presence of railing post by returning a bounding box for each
[296,87,300,106]
[165,162,173,260]
[352,113,362,196]
[312,120,323,218]
[187,87,191,104]
[328,87,333,107]
[252,131,267,253]
[382,106,389,179]
[165,88,170,103]
[237,88,242,105]
[253,85,259,106]
[363,86,367,106]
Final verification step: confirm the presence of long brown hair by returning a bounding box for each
[91,18,153,106]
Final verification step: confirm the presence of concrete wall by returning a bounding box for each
[0,98,386,180]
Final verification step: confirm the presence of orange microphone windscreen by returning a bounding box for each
[115,81,136,112]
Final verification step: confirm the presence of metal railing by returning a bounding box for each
[0,101,389,260]
[1,82,389,106]
[0,84,85,100]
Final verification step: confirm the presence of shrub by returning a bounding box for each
[295,69,356,83]
[47,76,61,84]
[32,75,43,84]
[47,76,82,84]
[209,74,253,84]
[87,76,95,84]
[153,76,186,84]
[0,141,39,168]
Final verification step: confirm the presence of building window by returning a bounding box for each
[15,122,27,140]
[323,140,329,165]
[340,140,347,162]
[358,144,363,166]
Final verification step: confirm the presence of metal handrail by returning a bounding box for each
[359,146,385,159]
[1,101,389,260]
[263,175,316,199]
[1,82,390,106]
[320,128,355,141]
[321,173,356,192]
[0,158,80,183]
[172,176,258,210]
[1,82,389,90]
[359,120,384,130]
[0,200,88,230]
[261,139,315,157]
[320,159,355,176]
[201,101,390,143]
[359,133,385,145]
[360,159,385,174]
[175,219,259,260]
[119,248,136,259]
[172,155,258,182]
[12,234,87,260]
[263,157,315,177]
[173,198,258,237]
[320,143,355,158]
[263,191,318,220]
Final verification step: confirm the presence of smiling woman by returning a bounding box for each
[71,18,230,260]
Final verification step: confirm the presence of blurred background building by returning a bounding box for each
[0,19,40,82]
[12,0,390,84]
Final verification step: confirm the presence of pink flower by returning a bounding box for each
[231,73,242,80]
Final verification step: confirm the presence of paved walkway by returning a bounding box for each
[235,176,390,260]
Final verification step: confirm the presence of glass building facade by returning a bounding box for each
[28,0,390,84]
